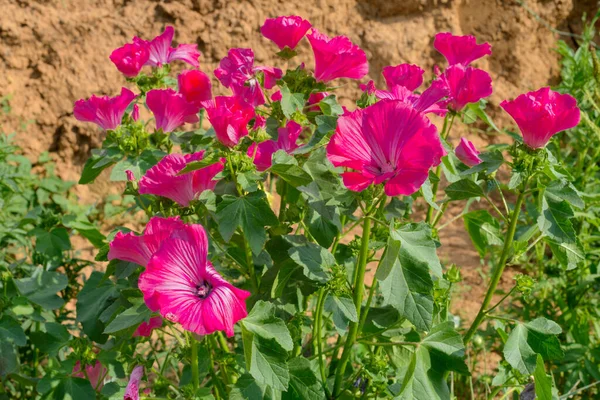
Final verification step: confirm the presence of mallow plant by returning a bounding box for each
[0,14,589,400]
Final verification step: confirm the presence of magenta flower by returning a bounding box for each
[248,120,303,171]
[133,26,200,68]
[138,223,251,336]
[371,79,449,116]
[205,96,255,147]
[382,64,425,91]
[253,114,266,129]
[260,15,312,50]
[271,90,282,102]
[214,48,282,106]
[73,361,107,390]
[139,151,225,207]
[327,100,445,196]
[131,104,140,122]
[108,216,185,267]
[455,138,482,167]
[133,316,163,337]
[440,64,492,111]
[434,32,492,66]
[124,365,144,400]
[306,91,329,112]
[146,89,199,133]
[74,88,136,131]
[307,29,368,82]
[109,42,149,78]
[178,70,213,105]
[500,87,580,149]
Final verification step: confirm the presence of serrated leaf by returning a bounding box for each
[31,227,71,258]
[246,334,290,391]
[545,179,584,209]
[534,354,553,400]
[325,294,358,333]
[15,269,68,310]
[104,299,152,334]
[395,347,448,400]
[445,179,484,200]
[461,150,504,176]
[280,86,305,118]
[537,195,576,244]
[463,210,503,257]
[243,301,294,352]
[390,222,442,278]
[50,377,96,400]
[421,322,469,375]
[29,322,71,356]
[546,237,584,270]
[178,152,223,175]
[79,147,122,184]
[0,315,26,346]
[283,357,325,400]
[76,272,120,343]
[287,241,334,283]
[269,151,313,188]
[0,341,18,377]
[318,95,343,116]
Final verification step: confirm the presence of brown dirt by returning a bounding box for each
[0,0,596,345]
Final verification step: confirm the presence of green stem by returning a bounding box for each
[358,340,419,347]
[463,191,525,344]
[216,331,231,353]
[425,114,455,223]
[243,234,259,292]
[278,180,288,222]
[190,334,199,393]
[207,337,226,399]
[357,279,378,334]
[313,287,330,395]
[332,217,372,397]
[209,334,231,388]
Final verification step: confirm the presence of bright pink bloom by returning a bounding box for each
[146,88,199,133]
[327,100,444,196]
[434,32,491,66]
[306,91,329,112]
[133,316,163,337]
[382,64,424,91]
[271,90,282,102]
[307,29,368,82]
[178,70,212,105]
[214,48,282,106]
[125,170,136,181]
[248,120,303,171]
[74,88,136,131]
[139,151,225,207]
[205,96,255,147]
[360,80,377,95]
[73,361,107,390]
[440,64,492,111]
[500,87,580,149]
[133,26,200,68]
[108,216,185,267]
[370,79,449,116]
[455,138,482,166]
[260,15,312,50]
[138,223,251,336]
[253,114,266,129]
[124,365,144,400]
[109,42,149,78]
[132,104,140,122]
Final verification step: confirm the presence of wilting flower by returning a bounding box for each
[382,64,424,91]
[327,100,445,196]
[205,96,255,147]
[455,138,482,166]
[133,26,200,68]
[178,70,212,105]
[146,89,199,133]
[133,316,163,337]
[73,361,108,390]
[74,88,136,131]
[307,29,368,82]
[109,42,150,78]
[138,223,250,336]
[214,48,282,106]
[108,216,185,267]
[248,120,303,171]
[124,366,144,400]
[434,32,492,66]
[139,151,225,207]
[260,15,312,50]
[440,64,492,111]
[500,87,580,149]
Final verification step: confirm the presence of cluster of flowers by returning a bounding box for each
[73,15,581,397]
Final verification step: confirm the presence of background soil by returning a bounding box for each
[0,0,598,326]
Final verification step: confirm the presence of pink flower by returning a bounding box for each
[248,120,303,171]
[73,361,107,390]
[327,100,445,196]
[307,29,368,82]
[360,80,377,95]
[455,138,482,166]
[139,151,225,207]
[260,15,312,50]
[214,48,282,106]
[124,365,144,400]
[500,87,580,149]
[271,90,282,102]
[133,26,200,68]
[108,216,185,267]
[138,223,251,336]
[125,170,136,181]
[178,70,212,105]
[146,89,199,133]
[132,104,140,122]
[109,42,149,78]
[371,79,449,116]
[306,92,329,112]
[382,64,424,91]
[434,32,492,66]
[133,316,163,337]
[440,64,492,111]
[205,96,255,147]
[253,114,266,129]
[74,88,136,131]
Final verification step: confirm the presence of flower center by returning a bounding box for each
[196,281,212,299]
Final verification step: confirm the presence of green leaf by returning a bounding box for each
[445,179,484,200]
[318,95,343,116]
[269,151,313,188]
[31,227,71,258]
[216,191,279,255]
[463,210,503,257]
[29,322,71,356]
[243,301,294,352]
[104,299,152,334]
[14,269,68,309]
[306,210,338,248]
[230,373,268,399]
[545,179,584,209]
[464,101,501,132]
[294,115,336,155]
[389,223,442,278]
[287,240,334,284]
[504,324,537,375]
[280,85,306,118]
[421,322,469,375]
[0,315,27,346]
[0,341,18,377]
[546,237,584,270]
[76,272,120,343]
[178,152,223,175]
[534,354,553,400]
[461,150,504,176]
[243,329,290,391]
[62,216,106,248]
[283,357,325,400]
[79,147,122,184]
[325,293,358,333]
[395,346,448,400]
[420,178,440,211]
[537,195,576,244]
[50,377,96,400]
[376,236,401,281]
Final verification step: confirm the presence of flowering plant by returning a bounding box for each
[2,15,595,400]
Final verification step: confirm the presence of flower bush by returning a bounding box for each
[2,14,599,400]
